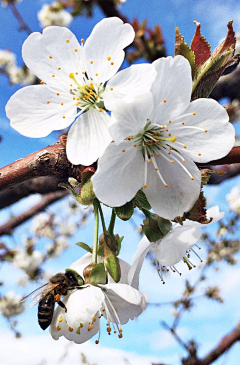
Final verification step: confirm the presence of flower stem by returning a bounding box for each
[92,200,99,264]
[96,200,107,233]
[108,209,116,235]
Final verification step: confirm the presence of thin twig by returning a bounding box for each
[9,2,32,35]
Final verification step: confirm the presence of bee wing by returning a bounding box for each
[21,282,60,307]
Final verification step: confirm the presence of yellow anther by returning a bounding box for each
[168,133,171,136]
[119,328,122,333]
[155,168,158,171]
[49,56,52,59]
[163,99,166,103]
[66,39,70,43]
[114,330,117,334]
[107,56,111,61]
[157,154,160,157]
[204,129,208,133]
[82,71,85,74]
[61,103,64,105]
[165,184,168,187]
[95,340,99,344]
[181,122,185,125]
[118,334,123,338]
[133,144,137,147]
[73,97,75,100]
[111,62,114,65]
[88,324,94,331]
[183,145,187,148]
[96,73,98,76]
[99,108,103,112]
[93,316,96,322]
[76,103,80,106]
[63,116,66,118]
[56,93,60,96]
[198,153,201,156]
[75,48,78,52]
[80,323,84,328]
[143,184,147,188]
[191,177,194,180]
[69,327,73,332]
[52,74,55,77]
[122,149,126,152]
[182,159,186,163]
[75,72,78,75]
[148,160,152,163]
[40,81,44,84]
[81,38,84,43]
[59,317,63,322]
[171,160,174,164]
[168,152,171,155]
[192,112,196,115]
[57,326,61,331]
[107,327,111,333]
[169,147,172,150]
[110,87,113,91]
[90,61,93,64]
[46,100,50,104]
[70,89,73,92]
[58,67,61,70]
[169,120,171,123]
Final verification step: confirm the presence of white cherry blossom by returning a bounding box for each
[128,206,224,286]
[38,3,73,28]
[92,56,235,219]
[50,253,146,344]
[6,17,156,165]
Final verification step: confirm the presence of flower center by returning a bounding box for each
[69,72,105,112]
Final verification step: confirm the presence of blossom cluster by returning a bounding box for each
[5,17,235,344]
[38,2,73,28]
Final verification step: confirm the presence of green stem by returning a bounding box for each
[92,200,99,264]
[108,209,116,235]
[97,200,107,233]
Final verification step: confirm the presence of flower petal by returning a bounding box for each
[92,140,144,207]
[22,26,84,90]
[128,236,152,289]
[84,17,134,83]
[66,109,112,165]
[150,56,192,123]
[153,225,201,266]
[66,286,104,328]
[145,150,201,219]
[6,85,76,137]
[103,283,146,324]
[104,64,156,110]
[109,93,154,144]
[168,98,235,163]
[50,302,99,344]
[69,252,92,277]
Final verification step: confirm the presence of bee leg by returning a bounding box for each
[58,300,67,313]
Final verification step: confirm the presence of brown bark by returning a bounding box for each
[210,64,240,101]
[0,190,68,236]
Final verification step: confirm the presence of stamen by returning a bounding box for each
[69,73,87,94]
[151,156,168,187]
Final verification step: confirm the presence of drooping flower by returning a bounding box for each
[50,253,146,344]
[128,206,224,286]
[92,56,235,219]
[6,17,156,165]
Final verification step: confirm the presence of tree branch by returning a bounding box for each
[0,190,68,236]
[197,147,240,167]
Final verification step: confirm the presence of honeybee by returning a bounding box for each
[22,269,84,330]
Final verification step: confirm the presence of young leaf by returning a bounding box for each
[190,21,211,68]
[134,189,151,210]
[89,263,107,285]
[174,26,196,77]
[76,242,92,253]
[114,201,134,221]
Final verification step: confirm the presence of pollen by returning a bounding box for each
[148,160,152,163]
[58,67,61,70]
[168,152,171,155]
[204,129,208,133]
[198,153,201,156]
[56,93,60,96]
[111,62,114,65]
[182,159,186,163]
[61,103,64,105]
[80,323,84,328]
[88,324,94,331]
[40,81,44,84]
[59,317,63,322]
[107,327,111,333]
[46,100,50,104]
[133,144,137,147]
[49,56,52,59]
[119,328,122,333]
[155,168,158,171]
[81,38,84,43]
[118,333,123,338]
[93,316,96,322]
[99,108,103,112]
[122,149,126,152]
[52,74,55,77]
[68,327,73,332]
[183,145,187,148]
[192,112,196,115]
[169,147,172,150]
[171,160,174,164]
[70,89,73,92]
[57,326,61,331]
[96,73,98,76]
[157,154,160,157]
[163,99,166,103]
[95,340,99,344]
[90,61,93,64]
[107,56,111,61]
[82,71,85,74]
[181,122,185,125]
[143,184,147,188]
[75,72,78,75]
[110,87,114,91]
[191,177,194,180]
[165,184,168,187]
[63,116,66,118]
[74,48,78,52]
[168,133,171,136]
[66,39,70,43]
[169,120,171,123]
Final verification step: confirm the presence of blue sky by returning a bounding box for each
[1,0,240,364]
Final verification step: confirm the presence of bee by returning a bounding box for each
[22,269,84,330]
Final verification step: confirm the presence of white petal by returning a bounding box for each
[145,151,201,219]
[66,109,112,165]
[66,286,104,328]
[50,303,99,343]
[104,64,157,110]
[150,56,192,123]
[103,283,146,324]
[22,26,84,90]
[168,98,235,163]
[109,93,154,144]
[69,252,92,277]
[128,236,152,289]
[6,85,76,137]
[92,140,144,207]
[84,17,134,83]
[153,225,201,266]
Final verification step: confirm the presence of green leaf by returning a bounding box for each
[134,189,151,210]
[142,210,172,242]
[174,26,196,78]
[114,201,134,221]
[97,244,104,257]
[116,236,124,257]
[104,255,121,283]
[65,268,84,286]
[89,263,107,285]
[157,217,172,236]
[76,242,92,253]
